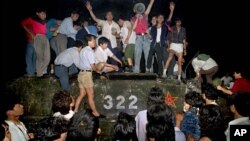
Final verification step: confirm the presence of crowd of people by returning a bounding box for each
[1,85,250,141]
[1,0,250,140]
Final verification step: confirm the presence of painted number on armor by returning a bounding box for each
[103,95,138,110]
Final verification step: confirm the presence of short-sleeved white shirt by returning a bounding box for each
[95,46,113,64]
[78,46,95,70]
[98,20,120,48]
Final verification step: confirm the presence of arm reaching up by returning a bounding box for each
[85,1,100,23]
[144,0,155,16]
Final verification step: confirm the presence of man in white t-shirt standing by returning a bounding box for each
[86,1,123,69]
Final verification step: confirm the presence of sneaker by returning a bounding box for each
[50,69,54,74]
[162,74,167,78]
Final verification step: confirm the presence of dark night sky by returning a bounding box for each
[1,0,249,90]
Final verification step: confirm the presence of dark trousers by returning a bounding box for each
[147,43,164,75]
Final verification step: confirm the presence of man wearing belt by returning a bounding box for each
[74,34,101,117]
[54,40,83,91]
[131,0,155,73]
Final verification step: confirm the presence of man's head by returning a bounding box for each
[113,112,136,141]
[151,16,157,26]
[85,34,97,48]
[229,92,250,117]
[98,36,109,49]
[184,91,204,112]
[35,8,47,21]
[174,17,182,27]
[74,40,84,51]
[147,87,164,108]
[117,16,126,27]
[36,117,68,141]
[52,90,74,115]
[67,109,99,141]
[157,14,165,24]
[71,10,80,22]
[105,11,113,21]
[201,83,218,101]
[1,92,23,120]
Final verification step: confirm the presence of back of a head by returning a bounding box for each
[230,92,250,117]
[185,91,204,108]
[202,83,218,100]
[199,105,225,134]
[147,87,164,107]
[146,104,175,141]
[74,40,83,48]
[67,109,99,141]
[52,90,72,115]
[147,103,174,124]
[35,116,69,141]
[113,112,137,141]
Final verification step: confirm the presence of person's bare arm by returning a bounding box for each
[217,85,233,95]
[91,64,101,74]
[145,0,155,16]
[166,1,175,22]
[125,22,133,44]
[111,55,122,65]
[85,1,100,23]
[23,26,35,39]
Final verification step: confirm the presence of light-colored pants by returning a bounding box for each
[134,35,150,73]
[34,34,50,76]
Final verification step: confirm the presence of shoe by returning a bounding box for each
[93,113,106,118]
[162,74,167,78]
[50,69,54,74]
[97,114,106,118]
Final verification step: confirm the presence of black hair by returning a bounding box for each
[199,105,226,141]
[74,40,83,48]
[202,83,218,100]
[52,90,72,115]
[35,116,69,141]
[147,87,164,108]
[113,112,137,141]
[67,109,99,141]
[146,104,175,141]
[0,91,21,120]
[85,34,96,43]
[229,92,250,117]
[98,36,110,46]
[185,91,204,108]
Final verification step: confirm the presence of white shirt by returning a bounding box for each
[175,127,186,141]
[78,46,95,70]
[98,20,120,48]
[225,117,250,141]
[192,57,218,73]
[120,21,136,46]
[54,47,80,67]
[95,46,113,64]
[156,27,162,42]
[58,17,78,40]
[5,120,29,141]
[221,76,233,86]
[53,110,75,120]
[135,110,147,141]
